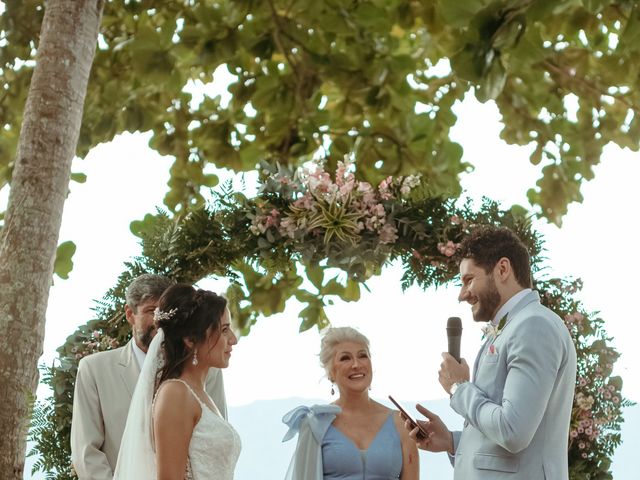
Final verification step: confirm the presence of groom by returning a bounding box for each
[70,274,228,480]
[408,226,576,479]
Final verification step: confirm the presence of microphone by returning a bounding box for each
[447,317,463,363]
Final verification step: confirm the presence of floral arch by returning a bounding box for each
[32,161,629,479]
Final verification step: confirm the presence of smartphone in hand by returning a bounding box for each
[388,395,428,438]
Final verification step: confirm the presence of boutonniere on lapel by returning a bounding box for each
[481,314,508,341]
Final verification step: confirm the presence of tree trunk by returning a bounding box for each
[0,1,104,477]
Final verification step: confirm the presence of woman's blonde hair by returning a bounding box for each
[319,327,370,380]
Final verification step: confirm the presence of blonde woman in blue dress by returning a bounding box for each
[283,327,419,480]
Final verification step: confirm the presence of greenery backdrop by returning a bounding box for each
[31,161,631,480]
[2,1,636,478]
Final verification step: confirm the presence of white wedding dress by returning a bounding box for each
[167,379,241,480]
[114,329,241,480]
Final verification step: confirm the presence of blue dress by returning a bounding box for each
[321,414,402,480]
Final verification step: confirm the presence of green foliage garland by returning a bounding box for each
[30,162,630,479]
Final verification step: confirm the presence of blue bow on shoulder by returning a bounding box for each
[282,404,341,443]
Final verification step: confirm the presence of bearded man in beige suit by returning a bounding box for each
[70,274,228,480]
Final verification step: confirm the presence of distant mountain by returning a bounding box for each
[25,398,639,479]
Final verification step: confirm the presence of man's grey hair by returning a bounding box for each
[125,274,174,312]
[319,327,370,380]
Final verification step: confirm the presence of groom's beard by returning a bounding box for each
[473,275,501,322]
[135,325,156,350]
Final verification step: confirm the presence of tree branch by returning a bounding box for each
[542,59,640,116]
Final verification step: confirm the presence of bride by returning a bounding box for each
[114,283,241,480]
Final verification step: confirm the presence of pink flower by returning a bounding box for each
[564,312,585,324]
[335,162,347,183]
[338,178,355,199]
[293,193,313,210]
[279,217,298,239]
[378,176,394,200]
[371,204,385,217]
[378,176,392,190]
[364,216,380,231]
[450,215,462,225]
[359,185,376,207]
[250,209,281,235]
[578,442,585,449]
[379,223,398,244]
[570,430,578,438]
[307,169,335,197]
[264,209,280,227]
[357,181,374,194]
[437,241,458,257]
[335,160,355,188]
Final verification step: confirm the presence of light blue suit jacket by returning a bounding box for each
[450,290,576,479]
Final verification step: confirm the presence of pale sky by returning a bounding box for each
[13,92,636,409]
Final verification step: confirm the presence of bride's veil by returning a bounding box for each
[113,328,165,479]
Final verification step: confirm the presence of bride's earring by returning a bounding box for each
[192,348,198,366]
[330,383,335,396]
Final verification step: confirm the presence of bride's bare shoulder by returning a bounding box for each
[153,379,201,420]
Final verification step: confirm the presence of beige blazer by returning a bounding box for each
[70,340,227,480]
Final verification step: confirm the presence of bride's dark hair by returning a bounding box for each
[154,283,227,386]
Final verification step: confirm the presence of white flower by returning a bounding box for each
[400,175,421,197]
[481,324,500,339]
[482,314,507,340]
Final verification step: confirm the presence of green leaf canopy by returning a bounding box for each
[2,0,639,225]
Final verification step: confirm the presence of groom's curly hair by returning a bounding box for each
[457,225,532,288]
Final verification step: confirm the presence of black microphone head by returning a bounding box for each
[446,316,462,335]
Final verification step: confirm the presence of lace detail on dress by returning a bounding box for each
[185,457,193,480]
[161,379,241,480]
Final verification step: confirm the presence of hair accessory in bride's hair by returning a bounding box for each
[153,307,178,322]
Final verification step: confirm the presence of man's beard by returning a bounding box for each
[473,276,501,322]
[135,325,157,350]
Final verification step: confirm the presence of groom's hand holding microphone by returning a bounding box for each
[404,317,469,454]
[440,316,469,395]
